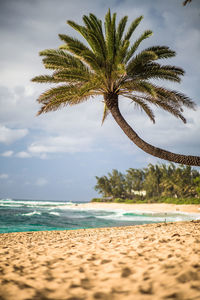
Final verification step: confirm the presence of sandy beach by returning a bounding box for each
[70,202,200,213]
[0,209,200,300]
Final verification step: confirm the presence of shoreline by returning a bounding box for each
[71,202,200,214]
[0,221,200,299]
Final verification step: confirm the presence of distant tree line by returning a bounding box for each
[93,163,200,204]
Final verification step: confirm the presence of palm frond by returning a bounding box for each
[121,78,195,112]
[116,16,128,48]
[141,95,187,123]
[80,49,102,71]
[101,102,110,125]
[66,19,105,61]
[105,9,117,64]
[127,62,183,83]
[89,13,103,35]
[83,15,106,59]
[59,34,90,54]
[116,40,130,65]
[67,18,106,63]
[125,30,153,63]
[53,68,91,82]
[59,34,102,71]
[134,81,157,97]
[67,20,88,41]
[153,87,196,110]
[120,80,157,97]
[37,80,100,115]
[145,69,181,82]
[39,50,88,71]
[144,46,176,59]
[127,51,158,73]
[37,85,79,103]
[123,16,143,41]
[37,92,90,115]
[31,75,60,83]
[159,65,184,76]
[125,94,155,123]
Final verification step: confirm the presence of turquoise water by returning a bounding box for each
[0,198,200,233]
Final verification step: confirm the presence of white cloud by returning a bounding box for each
[1,150,13,157]
[15,151,31,158]
[0,125,28,145]
[0,86,39,128]
[35,177,48,186]
[28,134,93,156]
[0,174,9,179]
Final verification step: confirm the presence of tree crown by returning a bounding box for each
[32,9,195,125]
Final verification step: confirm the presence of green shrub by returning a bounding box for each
[91,198,103,202]
[91,196,200,204]
[114,198,125,203]
[146,197,200,204]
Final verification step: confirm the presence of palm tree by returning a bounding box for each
[32,10,200,166]
[143,164,163,197]
[125,168,145,196]
[95,170,126,199]
[94,175,112,198]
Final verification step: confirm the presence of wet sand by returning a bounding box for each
[0,221,200,300]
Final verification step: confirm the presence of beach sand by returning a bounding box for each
[70,202,200,214]
[0,216,200,299]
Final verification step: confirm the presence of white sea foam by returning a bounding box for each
[0,203,21,207]
[49,212,60,216]
[96,210,200,222]
[0,199,73,207]
[21,211,41,216]
[53,204,200,222]
[65,205,200,221]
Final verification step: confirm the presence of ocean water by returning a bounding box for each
[0,198,200,233]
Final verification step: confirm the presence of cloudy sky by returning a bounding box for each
[0,0,200,201]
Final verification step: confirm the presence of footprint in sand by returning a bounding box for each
[80,277,93,289]
[79,267,84,273]
[67,297,84,300]
[93,292,111,300]
[101,259,111,264]
[138,281,153,295]
[13,265,24,275]
[176,269,199,283]
[121,267,132,278]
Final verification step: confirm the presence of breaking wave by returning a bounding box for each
[0,198,200,233]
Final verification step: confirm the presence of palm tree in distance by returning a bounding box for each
[32,10,200,166]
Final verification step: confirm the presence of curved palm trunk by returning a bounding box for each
[104,94,200,166]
